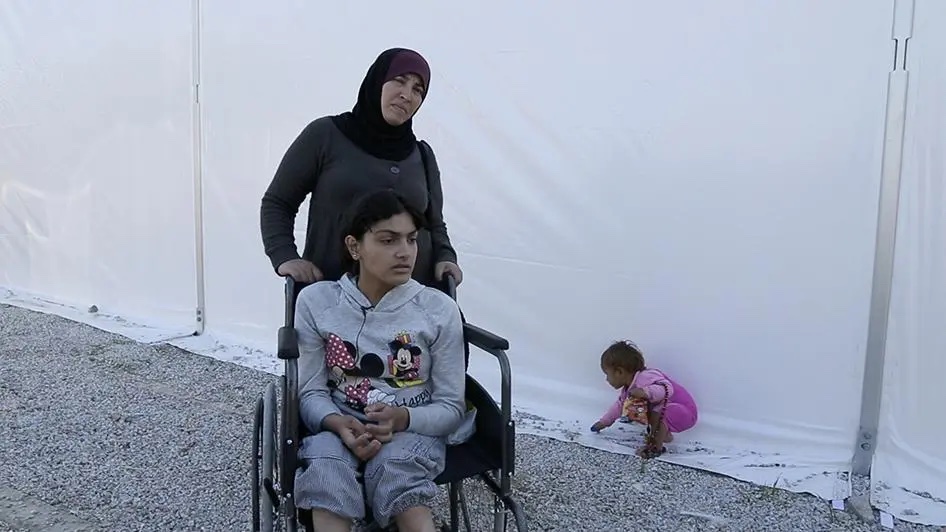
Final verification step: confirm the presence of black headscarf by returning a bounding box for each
[332,48,431,161]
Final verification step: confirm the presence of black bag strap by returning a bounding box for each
[417,139,433,193]
[417,140,437,224]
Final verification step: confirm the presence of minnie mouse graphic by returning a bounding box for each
[324,333,393,409]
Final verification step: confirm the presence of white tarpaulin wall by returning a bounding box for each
[871,0,946,525]
[1,1,944,525]
[0,1,198,341]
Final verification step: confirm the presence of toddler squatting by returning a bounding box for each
[590,340,698,458]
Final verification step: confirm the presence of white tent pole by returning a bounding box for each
[191,0,207,336]
[852,0,914,476]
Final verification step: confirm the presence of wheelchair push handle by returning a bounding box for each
[443,271,457,301]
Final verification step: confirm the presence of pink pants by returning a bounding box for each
[662,402,698,433]
[660,375,698,433]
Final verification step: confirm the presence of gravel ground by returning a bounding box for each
[1,303,942,532]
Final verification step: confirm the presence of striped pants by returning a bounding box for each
[294,431,447,528]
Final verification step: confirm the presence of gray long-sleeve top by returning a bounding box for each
[294,274,466,437]
[260,117,458,285]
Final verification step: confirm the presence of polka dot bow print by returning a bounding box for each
[325,333,355,370]
[346,378,372,408]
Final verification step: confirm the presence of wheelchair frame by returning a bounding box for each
[252,275,529,531]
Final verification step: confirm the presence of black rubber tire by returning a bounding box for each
[261,382,278,531]
[251,395,263,531]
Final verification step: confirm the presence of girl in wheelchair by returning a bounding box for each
[292,189,466,532]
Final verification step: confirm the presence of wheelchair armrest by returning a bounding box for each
[461,322,516,485]
[463,323,510,351]
[277,326,299,360]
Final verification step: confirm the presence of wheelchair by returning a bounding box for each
[251,274,529,531]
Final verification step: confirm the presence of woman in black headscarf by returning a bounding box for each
[260,47,463,288]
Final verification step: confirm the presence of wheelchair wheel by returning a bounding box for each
[252,395,262,531]
[252,382,279,531]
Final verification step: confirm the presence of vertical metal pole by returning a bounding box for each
[191,0,206,336]
[852,0,914,476]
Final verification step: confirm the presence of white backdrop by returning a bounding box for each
[1,0,943,526]
[0,1,198,340]
[871,0,946,525]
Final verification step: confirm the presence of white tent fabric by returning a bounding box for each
[870,0,946,525]
[0,0,943,525]
[0,1,198,341]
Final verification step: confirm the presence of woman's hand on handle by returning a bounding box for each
[277,258,323,283]
[435,261,463,285]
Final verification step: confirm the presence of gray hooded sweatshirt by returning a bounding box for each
[295,273,466,438]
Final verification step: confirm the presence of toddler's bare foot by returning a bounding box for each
[637,444,666,459]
